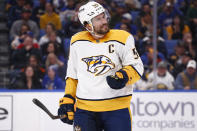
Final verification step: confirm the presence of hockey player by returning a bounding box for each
[58,1,144,131]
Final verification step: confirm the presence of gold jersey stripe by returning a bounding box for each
[71,30,130,45]
[76,95,132,112]
[115,65,141,85]
[123,65,141,85]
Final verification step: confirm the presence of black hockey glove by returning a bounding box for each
[58,94,75,125]
[106,69,129,89]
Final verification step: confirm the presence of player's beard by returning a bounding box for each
[94,23,109,35]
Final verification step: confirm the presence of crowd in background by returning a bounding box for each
[5,0,197,90]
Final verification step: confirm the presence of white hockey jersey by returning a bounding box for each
[66,30,144,111]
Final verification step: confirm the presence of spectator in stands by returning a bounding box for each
[168,41,185,60]
[52,0,63,10]
[11,36,41,69]
[31,0,46,25]
[135,2,151,24]
[45,52,64,68]
[39,23,61,46]
[63,10,83,38]
[27,55,45,82]
[11,23,30,49]
[137,12,152,39]
[95,0,109,8]
[109,2,127,28]
[64,21,82,37]
[45,52,66,80]
[46,31,62,47]
[187,0,197,39]
[175,60,197,90]
[132,74,148,90]
[42,66,64,90]
[141,47,165,74]
[10,7,40,40]
[11,24,38,50]
[59,0,76,24]
[124,0,141,11]
[39,2,62,30]
[171,50,192,78]
[51,31,62,44]
[5,0,17,11]
[158,1,183,27]
[114,13,138,36]
[119,23,131,33]
[146,61,175,90]
[40,31,64,59]
[11,65,42,89]
[176,0,190,16]
[7,0,26,27]
[181,32,196,59]
[23,2,34,13]
[16,35,39,49]
[55,0,75,12]
[140,34,167,58]
[141,3,151,15]
[166,15,190,40]
[134,3,151,27]
[187,0,197,21]
[42,42,65,63]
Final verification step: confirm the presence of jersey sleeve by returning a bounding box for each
[64,38,78,97]
[118,35,144,85]
[65,39,78,80]
[65,77,78,98]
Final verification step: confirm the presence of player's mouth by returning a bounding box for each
[101,24,109,30]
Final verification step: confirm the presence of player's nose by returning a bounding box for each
[101,17,108,25]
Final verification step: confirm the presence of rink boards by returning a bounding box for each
[0,90,197,131]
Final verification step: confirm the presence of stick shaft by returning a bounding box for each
[32,98,66,120]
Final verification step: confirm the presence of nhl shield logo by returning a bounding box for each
[82,55,115,76]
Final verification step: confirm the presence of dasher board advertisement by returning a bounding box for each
[0,95,13,131]
[0,91,196,131]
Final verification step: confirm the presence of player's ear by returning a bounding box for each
[84,22,92,31]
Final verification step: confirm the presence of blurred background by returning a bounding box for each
[0,0,196,90]
[0,0,197,131]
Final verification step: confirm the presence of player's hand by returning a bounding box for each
[58,95,75,125]
[106,69,129,89]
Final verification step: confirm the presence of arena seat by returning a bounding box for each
[165,40,178,57]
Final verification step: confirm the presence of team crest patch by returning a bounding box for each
[74,125,81,131]
[82,55,115,76]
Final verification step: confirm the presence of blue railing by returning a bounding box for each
[0,89,197,93]
[134,90,197,92]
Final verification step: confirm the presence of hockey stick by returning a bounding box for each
[32,98,67,120]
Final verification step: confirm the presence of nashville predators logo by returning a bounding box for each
[82,55,115,76]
